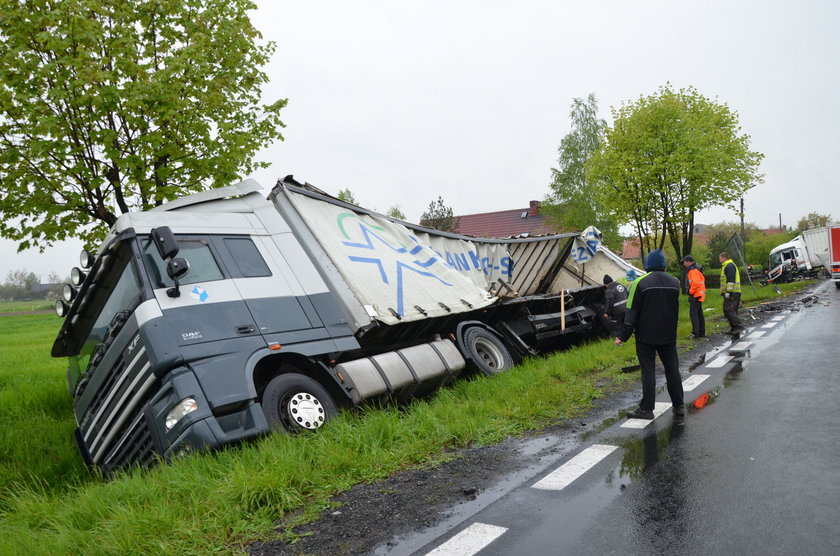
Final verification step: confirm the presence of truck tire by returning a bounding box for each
[262,373,338,433]
[462,326,513,376]
[835,281,840,289]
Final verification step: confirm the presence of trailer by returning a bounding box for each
[829,224,840,288]
[51,176,624,475]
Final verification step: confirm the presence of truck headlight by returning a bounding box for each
[165,398,198,430]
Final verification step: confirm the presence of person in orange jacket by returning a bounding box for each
[681,255,706,338]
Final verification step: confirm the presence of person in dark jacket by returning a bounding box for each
[615,249,685,419]
[681,255,706,338]
[601,274,628,335]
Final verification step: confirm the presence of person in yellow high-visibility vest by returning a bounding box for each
[719,252,744,335]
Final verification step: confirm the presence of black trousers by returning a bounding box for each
[636,341,683,411]
[723,292,744,331]
[689,296,705,337]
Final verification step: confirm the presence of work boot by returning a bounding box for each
[686,333,696,339]
[672,404,686,416]
[627,408,654,420]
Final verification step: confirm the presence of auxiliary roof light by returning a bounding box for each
[55,300,69,318]
[70,267,87,286]
[79,249,95,269]
[62,284,78,303]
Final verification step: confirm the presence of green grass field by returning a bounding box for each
[0,282,812,554]
[0,300,54,313]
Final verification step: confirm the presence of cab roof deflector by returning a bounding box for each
[149,179,264,212]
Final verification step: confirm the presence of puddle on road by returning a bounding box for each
[613,425,685,482]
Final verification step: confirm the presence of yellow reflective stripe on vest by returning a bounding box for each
[720,260,741,293]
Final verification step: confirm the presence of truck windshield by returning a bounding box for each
[73,252,143,375]
[769,251,783,267]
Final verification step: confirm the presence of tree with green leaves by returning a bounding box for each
[589,84,764,262]
[545,93,620,247]
[795,212,833,232]
[386,205,406,220]
[703,221,761,268]
[337,189,358,205]
[0,0,286,251]
[420,196,460,233]
[745,229,796,269]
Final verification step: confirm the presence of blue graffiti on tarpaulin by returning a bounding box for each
[571,227,602,264]
[441,249,513,277]
[341,220,453,316]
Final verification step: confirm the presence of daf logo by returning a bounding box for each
[127,334,140,355]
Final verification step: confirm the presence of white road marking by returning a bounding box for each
[761,322,777,329]
[682,374,710,391]
[532,444,619,490]
[748,330,766,338]
[772,315,785,321]
[706,355,733,368]
[425,523,508,556]
[729,341,751,351]
[620,402,671,429]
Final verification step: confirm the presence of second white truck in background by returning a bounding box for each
[767,226,832,283]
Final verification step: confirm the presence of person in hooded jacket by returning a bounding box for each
[600,274,628,335]
[615,249,685,419]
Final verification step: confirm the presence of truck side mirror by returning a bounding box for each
[151,226,179,260]
[166,258,190,280]
[165,257,190,298]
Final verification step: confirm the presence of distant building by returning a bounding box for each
[455,200,558,238]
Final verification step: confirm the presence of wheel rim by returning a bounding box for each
[282,391,326,430]
[473,337,505,369]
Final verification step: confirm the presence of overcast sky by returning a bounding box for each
[3,0,839,281]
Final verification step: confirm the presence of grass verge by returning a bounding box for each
[0,280,814,554]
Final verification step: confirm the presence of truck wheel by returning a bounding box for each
[462,327,513,376]
[835,282,840,289]
[262,373,338,433]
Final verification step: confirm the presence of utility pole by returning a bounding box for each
[740,197,745,237]
[779,213,782,232]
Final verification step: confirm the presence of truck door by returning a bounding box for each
[209,236,322,337]
[142,236,259,346]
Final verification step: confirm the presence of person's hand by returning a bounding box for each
[614,337,622,346]
[724,292,730,299]
[603,313,609,319]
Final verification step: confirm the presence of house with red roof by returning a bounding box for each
[454,200,559,238]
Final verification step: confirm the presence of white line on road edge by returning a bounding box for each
[620,402,671,429]
[748,331,766,338]
[532,444,619,490]
[425,522,508,556]
[772,315,785,321]
[706,355,733,368]
[729,341,751,351]
[761,322,777,329]
[682,374,710,391]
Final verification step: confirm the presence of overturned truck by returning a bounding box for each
[52,176,625,475]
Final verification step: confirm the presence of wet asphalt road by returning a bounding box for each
[394,281,840,555]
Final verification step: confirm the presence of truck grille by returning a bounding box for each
[83,357,126,426]
[102,410,157,474]
[80,342,155,467]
